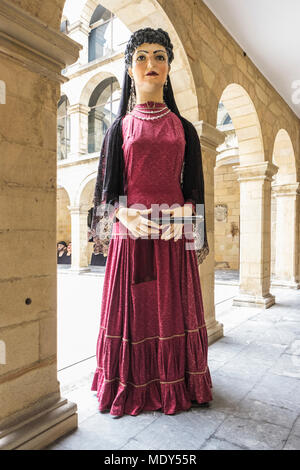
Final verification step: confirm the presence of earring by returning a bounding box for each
[164,76,168,88]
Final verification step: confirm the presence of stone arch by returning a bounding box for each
[75,171,97,209]
[272,129,296,185]
[70,172,98,269]
[219,83,265,165]
[79,70,120,108]
[216,85,279,308]
[79,0,105,25]
[214,100,240,272]
[58,92,71,107]
[75,0,199,120]
[271,129,299,288]
[57,186,71,244]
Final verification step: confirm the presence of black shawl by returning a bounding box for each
[88,69,209,265]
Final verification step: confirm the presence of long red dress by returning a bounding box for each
[91,101,213,416]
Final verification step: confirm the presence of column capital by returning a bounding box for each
[68,104,90,115]
[0,0,81,83]
[193,120,225,153]
[271,182,300,197]
[68,21,90,37]
[232,161,279,182]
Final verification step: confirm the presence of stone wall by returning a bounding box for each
[214,165,240,270]
[0,0,80,447]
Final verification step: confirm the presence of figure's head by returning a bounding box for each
[125,28,174,98]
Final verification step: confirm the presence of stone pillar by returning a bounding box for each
[232,162,279,308]
[68,104,89,159]
[194,121,225,345]
[0,1,81,449]
[68,205,90,272]
[67,20,90,66]
[271,183,300,289]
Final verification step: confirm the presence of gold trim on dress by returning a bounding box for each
[101,366,208,388]
[101,324,207,345]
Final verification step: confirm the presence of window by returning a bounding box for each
[60,19,69,34]
[88,77,121,153]
[57,95,70,160]
[88,5,131,62]
[217,102,233,127]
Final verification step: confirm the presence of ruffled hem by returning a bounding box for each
[91,367,212,417]
[90,328,213,417]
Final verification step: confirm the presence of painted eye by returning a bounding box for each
[137,55,145,61]
[157,55,166,61]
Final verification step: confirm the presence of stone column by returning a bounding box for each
[0,1,81,449]
[271,183,300,289]
[68,104,89,159]
[194,121,225,345]
[232,161,279,308]
[67,20,90,66]
[68,205,90,272]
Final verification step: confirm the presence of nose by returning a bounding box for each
[146,55,157,68]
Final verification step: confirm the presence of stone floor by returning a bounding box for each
[45,271,300,450]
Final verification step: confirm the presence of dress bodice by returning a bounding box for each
[121,101,186,210]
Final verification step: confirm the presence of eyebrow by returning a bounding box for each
[135,49,167,54]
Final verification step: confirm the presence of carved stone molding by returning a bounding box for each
[0,0,82,83]
[194,120,225,154]
[233,161,279,182]
[215,204,228,222]
[271,182,300,197]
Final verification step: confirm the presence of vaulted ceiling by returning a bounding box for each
[203,0,300,118]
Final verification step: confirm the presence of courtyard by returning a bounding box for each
[44,270,300,450]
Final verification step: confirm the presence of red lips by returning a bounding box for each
[146,71,158,76]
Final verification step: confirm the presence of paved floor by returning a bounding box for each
[45,271,300,450]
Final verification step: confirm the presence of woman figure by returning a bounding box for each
[90,27,213,417]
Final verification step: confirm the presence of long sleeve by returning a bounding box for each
[180,118,209,264]
[180,121,205,210]
[88,117,126,256]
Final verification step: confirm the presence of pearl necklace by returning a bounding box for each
[134,106,168,114]
[128,108,171,120]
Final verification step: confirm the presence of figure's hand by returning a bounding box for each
[160,204,193,241]
[116,207,161,238]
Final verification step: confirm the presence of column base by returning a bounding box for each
[232,292,275,309]
[206,319,224,345]
[0,397,77,450]
[69,266,91,274]
[271,279,300,289]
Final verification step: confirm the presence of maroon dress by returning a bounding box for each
[91,102,213,416]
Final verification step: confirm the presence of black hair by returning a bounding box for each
[124,27,174,70]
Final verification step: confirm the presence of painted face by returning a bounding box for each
[128,42,170,93]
